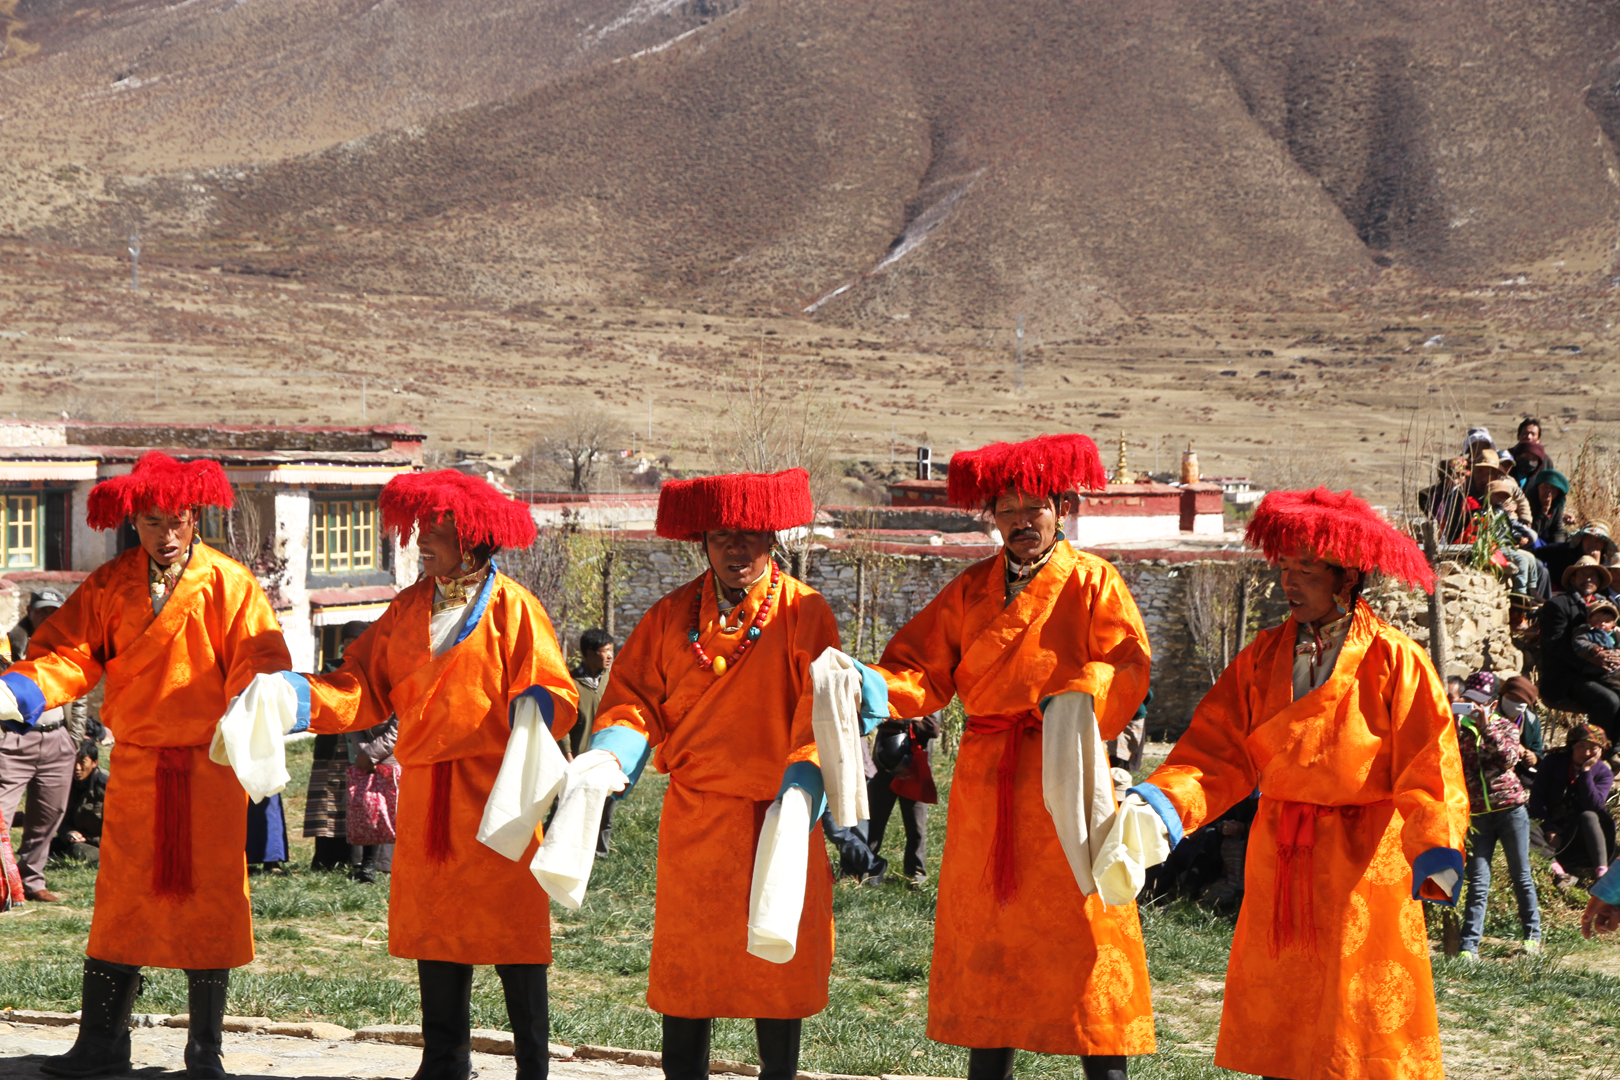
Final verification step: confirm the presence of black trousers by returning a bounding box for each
[1540,810,1617,871]
[867,771,927,879]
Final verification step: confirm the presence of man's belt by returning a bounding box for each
[965,710,1044,906]
[1271,798,1394,957]
[29,721,63,734]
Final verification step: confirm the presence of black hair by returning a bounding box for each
[1518,417,1541,438]
[77,739,99,763]
[1445,676,1465,691]
[340,620,371,642]
[579,628,613,655]
[468,542,499,566]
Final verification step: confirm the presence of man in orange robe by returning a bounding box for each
[292,471,578,1080]
[589,469,841,1080]
[869,435,1154,1080]
[0,452,293,1079]
[1131,488,1469,1080]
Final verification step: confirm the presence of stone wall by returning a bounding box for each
[597,540,1517,737]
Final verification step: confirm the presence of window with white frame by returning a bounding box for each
[311,499,378,574]
[4,495,40,569]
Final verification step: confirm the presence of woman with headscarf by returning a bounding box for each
[1525,470,1570,549]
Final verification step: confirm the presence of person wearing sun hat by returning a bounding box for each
[1130,487,1468,1080]
[585,468,842,1080]
[0,451,294,1079]
[279,470,579,1080]
[1465,446,1532,524]
[1539,555,1620,741]
[863,434,1154,1080]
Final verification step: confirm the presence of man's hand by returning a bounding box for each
[1584,896,1620,938]
[1521,750,1539,767]
[68,831,85,844]
[355,752,377,774]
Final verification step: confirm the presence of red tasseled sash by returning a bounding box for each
[965,710,1044,906]
[425,760,454,863]
[154,746,198,898]
[1271,799,1394,956]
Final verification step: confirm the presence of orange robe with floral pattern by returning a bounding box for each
[873,540,1155,1056]
[304,571,578,965]
[4,543,291,969]
[1145,601,1469,1080]
[593,570,840,1019]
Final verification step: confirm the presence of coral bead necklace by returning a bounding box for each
[688,564,780,676]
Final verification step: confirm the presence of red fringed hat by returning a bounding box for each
[1245,487,1435,593]
[86,451,233,530]
[946,433,1107,509]
[655,468,814,542]
[380,470,537,551]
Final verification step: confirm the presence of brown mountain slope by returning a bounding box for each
[40,0,1620,325]
[0,0,733,169]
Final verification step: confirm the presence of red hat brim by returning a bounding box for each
[1245,486,1435,593]
[946,434,1107,509]
[380,470,537,551]
[656,468,814,542]
[85,451,233,530]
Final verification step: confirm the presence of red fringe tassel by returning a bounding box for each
[965,711,1043,907]
[1269,800,1394,956]
[425,760,453,863]
[155,747,194,898]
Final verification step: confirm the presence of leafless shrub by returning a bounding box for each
[1567,433,1620,527]
[525,407,630,493]
[224,494,289,608]
[1184,560,1262,684]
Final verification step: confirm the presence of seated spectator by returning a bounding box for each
[1485,480,1542,595]
[1525,469,1570,549]
[1465,448,1532,524]
[1418,458,1470,542]
[1530,723,1616,888]
[1509,417,1554,479]
[1572,600,1620,691]
[50,741,104,867]
[1545,522,1618,593]
[1456,672,1542,957]
[1538,556,1620,739]
[1463,426,1496,459]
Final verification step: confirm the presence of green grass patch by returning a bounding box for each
[0,736,1614,1077]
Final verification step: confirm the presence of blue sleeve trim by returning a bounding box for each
[1593,862,1620,906]
[513,684,556,729]
[1127,782,1184,848]
[590,726,651,797]
[1411,846,1465,906]
[0,671,46,731]
[453,566,498,648]
[779,760,829,825]
[278,672,311,733]
[851,659,890,735]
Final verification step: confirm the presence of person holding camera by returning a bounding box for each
[1455,672,1542,958]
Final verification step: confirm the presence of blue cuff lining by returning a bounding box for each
[1,671,46,730]
[1127,782,1184,847]
[1411,846,1465,907]
[1593,862,1620,906]
[851,660,889,735]
[779,760,829,826]
[278,672,311,733]
[590,726,651,797]
[513,685,556,729]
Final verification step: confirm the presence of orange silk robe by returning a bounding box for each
[4,543,291,969]
[874,540,1154,1056]
[305,572,578,965]
[593,570,840,1019]
[1145,601,1469,1080]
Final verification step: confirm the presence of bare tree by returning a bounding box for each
[711,357,845,578]
[1568,433,1620,527]
[223,493,289,608]
[527,407,630,493]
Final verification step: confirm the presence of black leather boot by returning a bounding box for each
[40,959,142,1078]
[1080,1056,1126,1080]
[660,1015,711,1080]
[754,1018,801,1080]
[967,1048,1016,1080]
[183,969,230,1079]
[414,960,474,1080]
[496,964,550,1080]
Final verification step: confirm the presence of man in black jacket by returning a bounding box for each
[51,741,105,867]
[1540,556,1620,739]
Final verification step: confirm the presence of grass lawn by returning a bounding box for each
[0,739,1615,1079]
